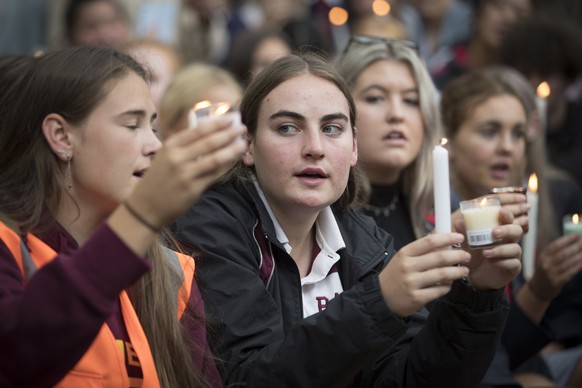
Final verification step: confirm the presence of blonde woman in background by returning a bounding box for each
[335,35,448,249]
[158,63,242,139]
[123,38,182,110]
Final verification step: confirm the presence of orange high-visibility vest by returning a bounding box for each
[0,221,195,388]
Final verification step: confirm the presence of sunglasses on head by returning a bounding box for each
[341,35,419,56]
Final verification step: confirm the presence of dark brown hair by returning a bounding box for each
[223,50,363,212]
[441,70,528,140]
[0,46,210,388]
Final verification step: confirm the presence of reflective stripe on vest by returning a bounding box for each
[0,221,195,387]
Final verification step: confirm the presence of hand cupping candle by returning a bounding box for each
[460,197,501,249]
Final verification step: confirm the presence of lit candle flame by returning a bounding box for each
[214,103,231,116]
[439,138,448,146]
[537,82,550,99]
[193,100,211,110]
[528,173,538,193]
[329,7,349,26]
[372,0,391,16]
[480,197,488,207]
[573,214,580,224]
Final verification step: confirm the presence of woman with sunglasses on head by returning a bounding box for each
[335,35,528,249]
[172,50,524,387]
[0,46,246,387]
[335,35,442,249]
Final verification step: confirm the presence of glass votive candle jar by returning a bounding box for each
[563,214,582,238]
[188,100,241,130]
[460,197,502,249]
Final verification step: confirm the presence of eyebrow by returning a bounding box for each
[270,110,304,121]
[270,110,349,123]
[118,110,158,123]
[362,85,418,95]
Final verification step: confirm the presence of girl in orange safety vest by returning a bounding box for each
[0,47,247,387]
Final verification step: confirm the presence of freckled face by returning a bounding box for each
[450,94,527,198]
[244,74,357,218]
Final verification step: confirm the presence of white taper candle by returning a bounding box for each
[433,139,451,234]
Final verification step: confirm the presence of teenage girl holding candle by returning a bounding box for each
[0,47,247,387]
[172,51,524,387]
[441,67,582,387]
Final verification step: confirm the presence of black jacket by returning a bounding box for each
[172,179,509,388]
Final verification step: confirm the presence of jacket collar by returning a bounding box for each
[237,179,392,279]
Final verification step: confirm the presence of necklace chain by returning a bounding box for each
[363,195,400,218]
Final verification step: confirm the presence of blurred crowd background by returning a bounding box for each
[2,0,581,73]
[2,0,582,188]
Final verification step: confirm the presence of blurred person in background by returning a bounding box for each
[432,0,531,90]
[158,63,242,139]
[335,35,445,248]
[442,67,582,388]
[398,0,472,77]
[499,14,582,191]
[177,0,231,64]
[123,38,182,109]
[350,14,408,40]
[225,28,292,87]
[64,0,132,48]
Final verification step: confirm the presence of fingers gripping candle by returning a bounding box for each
[433,139,451,233]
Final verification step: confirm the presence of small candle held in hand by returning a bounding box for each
[188,101,240,130]
[433,138,451,234]
[563,214,582,238]
[460,197,501,248]
[522,173,538,280]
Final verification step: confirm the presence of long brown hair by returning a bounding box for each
[0,47,210,388]
[481,66,560,249]
[441,69,555,247]
[221,50,365,212]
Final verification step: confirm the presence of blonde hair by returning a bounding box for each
[335,39,443,238]
[158,63,242,138]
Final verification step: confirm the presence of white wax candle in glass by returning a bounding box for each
[433,138,451,234]
[188,100,240,130]
[522,173,538,280]
[563,214,582,238]
[460,197,501,248]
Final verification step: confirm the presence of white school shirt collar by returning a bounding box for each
[252,176,346,265]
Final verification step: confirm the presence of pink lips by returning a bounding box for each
[382,130,407,146]
[490,163,511,180]
[295,167,327,186]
